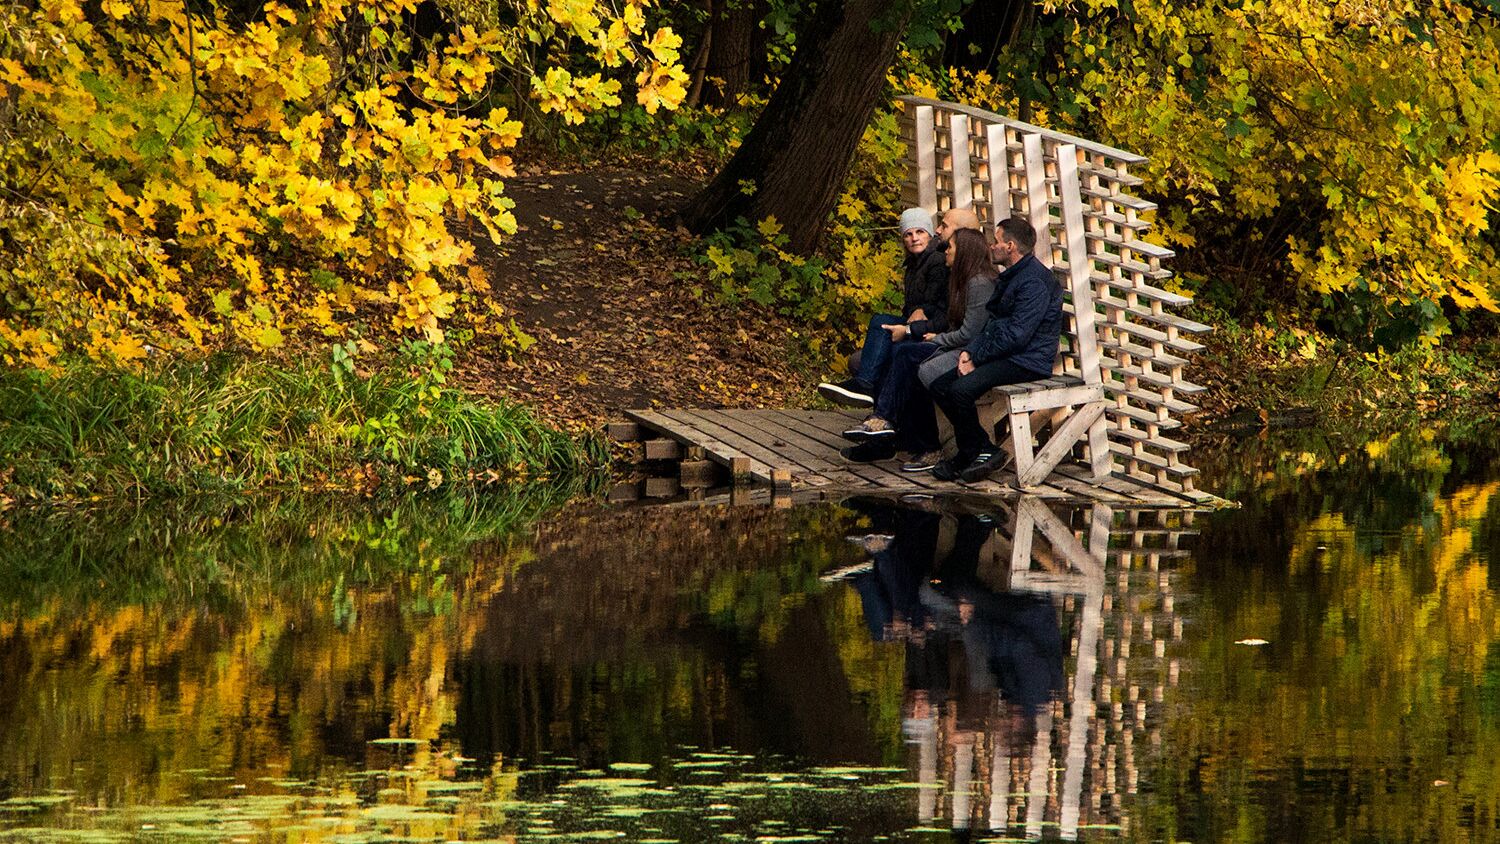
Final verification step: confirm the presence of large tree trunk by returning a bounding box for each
[678,0,909,255]
[700,0,755,107]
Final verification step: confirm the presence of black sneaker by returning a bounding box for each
[959,450,1013,483]
[818,378,875,407]
[931,456,968,481]
[900,450,943,472]
[841,440,898,462]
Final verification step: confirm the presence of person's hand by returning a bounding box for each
[908,308,926,322]
[957,350,975,376]
[882,323,910,342]
[922,333,937,341]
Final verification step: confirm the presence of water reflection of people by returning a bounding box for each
[830,499,1067,834]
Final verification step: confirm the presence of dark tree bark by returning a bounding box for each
[677,0,911,254]
[941,0,1033,73]
[701,0,755,107]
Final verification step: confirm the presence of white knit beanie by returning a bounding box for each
[898,207,934,235]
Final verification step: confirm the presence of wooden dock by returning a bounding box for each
[610,407,1227,510]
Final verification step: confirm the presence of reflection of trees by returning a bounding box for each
[1134,451,1500,841]
[0,496,875,805]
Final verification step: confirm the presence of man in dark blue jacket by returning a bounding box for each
[926,217,1063,482]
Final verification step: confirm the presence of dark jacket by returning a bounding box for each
[964,254,1063,376]
[901,240,949,336]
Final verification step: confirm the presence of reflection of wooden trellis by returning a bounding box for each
[896,97,1211,501]
[913,500,1190,839]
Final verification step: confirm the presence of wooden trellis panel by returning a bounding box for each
[897,96,1209,499]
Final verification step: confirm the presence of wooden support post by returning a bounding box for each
[642,439,683,461]
[644,477,680,498]
[679,459,717,487]
[605,421,642,442]
[606,480,640,503]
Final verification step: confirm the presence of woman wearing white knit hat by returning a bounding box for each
[818,207,950,407]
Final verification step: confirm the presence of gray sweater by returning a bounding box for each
[927,274,997,349]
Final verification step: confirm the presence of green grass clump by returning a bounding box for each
[0,344,603,503]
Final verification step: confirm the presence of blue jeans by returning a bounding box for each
[854,314,903,386]
[874,341,942,454]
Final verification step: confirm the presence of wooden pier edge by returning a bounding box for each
[607,408,1233,511]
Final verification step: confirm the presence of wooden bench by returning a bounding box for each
[899,96,1210,498]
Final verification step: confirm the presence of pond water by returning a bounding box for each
[2,427,1499,842]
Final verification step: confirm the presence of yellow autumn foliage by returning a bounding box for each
[1027,0,1500,339]
[0,0,686,367]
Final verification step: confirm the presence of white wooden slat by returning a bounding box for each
[1058,145,1103,391]
[949,112,972,210]
[1022,133,1051,261]
[986,122,1009,223]
[915,105,937,212]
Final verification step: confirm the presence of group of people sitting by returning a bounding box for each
[817,207,1063,483]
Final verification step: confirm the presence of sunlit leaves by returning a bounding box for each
[0,0,685,365]
[1029,0,1500,340]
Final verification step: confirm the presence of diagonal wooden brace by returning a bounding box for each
[1016,400,1109,488]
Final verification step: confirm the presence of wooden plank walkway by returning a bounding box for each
[621,407,1229,510]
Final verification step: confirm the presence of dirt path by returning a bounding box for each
[459,166,819,433]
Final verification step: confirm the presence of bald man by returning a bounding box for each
[935,207,982,243]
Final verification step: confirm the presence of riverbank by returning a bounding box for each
[0,349,602,506]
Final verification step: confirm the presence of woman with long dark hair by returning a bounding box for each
[843,227,999,469]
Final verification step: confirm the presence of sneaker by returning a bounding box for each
[931,456,969,482]
[818,378,875,407]
[842,415,896,442]
[900,450,943,473]
[820,561,875,583]
[959,450,1013,483]
[841,440,897,463]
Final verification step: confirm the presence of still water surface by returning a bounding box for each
[2,428,1499,842]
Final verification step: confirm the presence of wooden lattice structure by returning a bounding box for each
[897,96,1210,498]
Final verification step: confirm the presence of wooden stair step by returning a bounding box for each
[1099,338,1191,369]
[1095,317,1207,354]
[1100,360,1208,395]
[1102,382,1199,415]
[1103,401,1183,429]
[1108,442,1200,476]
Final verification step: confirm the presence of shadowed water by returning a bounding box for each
[1,427,1498,842]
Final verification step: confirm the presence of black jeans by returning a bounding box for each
[928,358,1046,465]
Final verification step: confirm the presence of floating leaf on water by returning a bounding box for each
[602,807,652,818]
[608,762,654,773]
[422,781,485,793]
[753,837,823,843]
[368,738,424,746]
[558,778,656,790]
[673,760,731,769]
[1077,824,1124,830]
[358,805,453,822]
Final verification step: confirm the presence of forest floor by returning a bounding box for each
[459,161,824,434]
